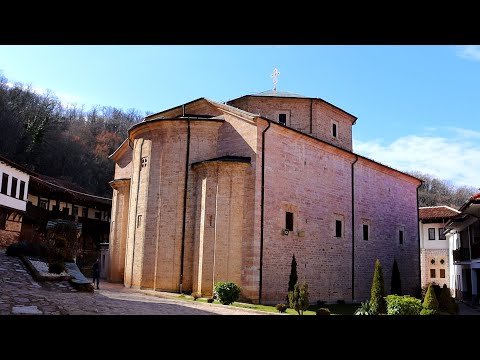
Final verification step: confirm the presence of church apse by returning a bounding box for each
[191,158,250,297]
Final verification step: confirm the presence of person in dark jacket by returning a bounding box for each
[92,258,100,290]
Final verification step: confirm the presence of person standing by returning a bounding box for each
[92,258,100,290]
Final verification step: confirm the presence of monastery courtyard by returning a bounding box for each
[0,250,269,315]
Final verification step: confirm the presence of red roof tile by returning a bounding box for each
[419,206,460,220]
[471,192,480,200]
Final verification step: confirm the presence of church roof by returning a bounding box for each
[419,206,460,221]
[250,90,310,98]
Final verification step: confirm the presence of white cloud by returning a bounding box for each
[457,45,480,61]
[353,130,480,188]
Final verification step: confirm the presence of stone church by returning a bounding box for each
[108,87,422,304]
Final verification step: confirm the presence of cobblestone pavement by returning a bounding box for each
[0,250,270,315]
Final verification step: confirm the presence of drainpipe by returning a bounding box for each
[130,138,144,287]
[416,182,422,297]
[351,155,358,301]
[259,120,271,304]
[309,99,313,134]
[179,119,191,293]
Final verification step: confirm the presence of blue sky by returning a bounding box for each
[0,45,479,188]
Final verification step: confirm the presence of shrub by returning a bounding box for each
[337,299,346,304]
[385,295,422,315]
[48,261,65,274]
[316,308,331,315]
[423,283,439,311]
[438,284,458,314]
[420,308,437,315]
[207,298,214,303]
[276,304,287,313]
[288,281,309,315]
[6,241,48,258]
[391,259,402,295]
[213,281,241,305]
[316,300,326,306]
[370,259,387,314]
[355,301,373,315]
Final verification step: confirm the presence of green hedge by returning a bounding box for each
[385,295,422,315]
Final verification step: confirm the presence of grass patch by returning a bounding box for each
[172,294,358,315]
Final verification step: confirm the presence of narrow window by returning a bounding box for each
[438,228,446,240]
[363,224,369,241]
[278,113,287,126]
[141,156,148,168]
[11,177,17,198]
[39,199,48,210]
[428,228,436,240]
[82,207,88,218]
[0,213,6,229]
[73,206,78,216]
[335,220,342,238]
[399,229,404,244]
[137,214,142,228]
[286,212,294,231]
[19,181,25,200]
[1,173,8,195]
[95,211,101,220]
[430,269,436,278]
[332,122,337,137]
[440,269,446,278]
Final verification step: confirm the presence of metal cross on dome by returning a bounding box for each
[271,68,280,91]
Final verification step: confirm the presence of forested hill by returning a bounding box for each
[0,75,146,198]
[406,171,478,209]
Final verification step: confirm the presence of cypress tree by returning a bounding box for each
[288,254,298,292]
[439,284,455,313]
[422,283,439,311]
[286,254,298,305]
[391,259,402,295]
[370,259,387,314]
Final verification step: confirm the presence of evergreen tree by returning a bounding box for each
[391,259,402,295]
[286,254,298,305]
[439,284,456,314]
[288,281,310,315]
[370,259,387,314]
[422,283,439,311]
[288,254,298,292]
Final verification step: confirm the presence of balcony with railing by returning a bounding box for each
[453,247,470,262]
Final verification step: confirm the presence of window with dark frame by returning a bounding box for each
[73,206,78,216]
[39,199,48,210]
[399,229,404,244]
[82,207,88,218]
[335,220,342,238]
[141,157,148,168]
[428,228,436,240]
[278,113,287,126]
[430,269,436,278]
[1,173,8,195]
[440,269,446,278]
[19,181,25,200]
[95,211,101,220]
[363,224,369,241]
[332,123,337,137]
[10,177,17,198]
[0,213,6,230]
[438,228,446,240]
[286,212,294,231]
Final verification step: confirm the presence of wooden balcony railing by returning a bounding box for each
[453,248,470,262]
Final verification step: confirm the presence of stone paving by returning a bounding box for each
[0,249,270,315]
